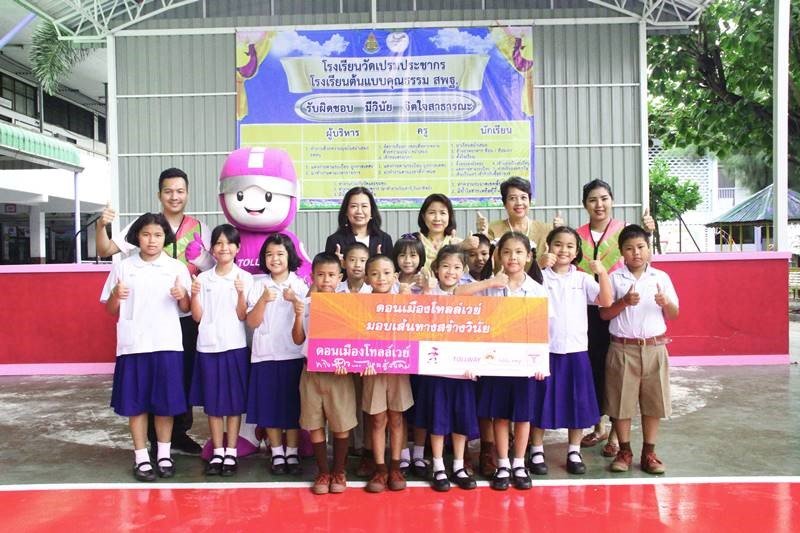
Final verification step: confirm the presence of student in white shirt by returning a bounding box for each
[599,224,679,475]
[336,242,372,294]
[529,227,612,476]
[456,231,547,491]
[100,213,192,482]
[245,232,309,476]
[188,224,254,477]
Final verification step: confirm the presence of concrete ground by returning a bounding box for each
[1,323,797,486]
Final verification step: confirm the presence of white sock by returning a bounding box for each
[568,444,582,462]
[286,446,299,463]
[400,447,411,463]
[453,459,468,478]
[134,448,152,471]
[496,457,511,478]
[156,441,171,461]
[530,445,545,464]
[413,445,425,460]
[432,457,446,479]
[512,457,526,475]
[271,446,285,463]
[210,447,224,463]
[224,447,237,465]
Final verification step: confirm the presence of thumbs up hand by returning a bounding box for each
[170,276,187,300]
[284,288,304,316]
[185,233,205,262]
[191,275,201,296]
[553,210,564,228]
[334,244,344,264]
[476,211,488,233]
[233,274,244,294]
[642,207,655,233]
[113,280,130,300]
[462,234,480,251]
[398,282,412,295]
[539,242,557,269]
[420,270,438,293]
[588,259,607,275]
[489,267,509,289]
[622,283,640,306]
[376,244,382,255]
[654,283,669,308]
[260,284,279,303]
[98,202,116,227]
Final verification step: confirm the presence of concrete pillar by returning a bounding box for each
[29,206,46,264]
[87,221,97,258]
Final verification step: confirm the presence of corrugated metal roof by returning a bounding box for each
[706,184,800,226]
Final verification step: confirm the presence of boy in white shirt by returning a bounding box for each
[599,225,679,475]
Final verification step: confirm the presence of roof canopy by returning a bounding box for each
[706,184,800,227]
[12,0,714,43]
[0,122,83,172]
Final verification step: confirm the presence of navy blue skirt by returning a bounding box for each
[246,358,303,429]
[405,374,421,423]
[111,351,187,417]
[413,376,478,438]
[189,347,250,417]
[476,376,535,422]
[530,351,600,429]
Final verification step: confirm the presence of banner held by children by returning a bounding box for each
[307,293,549,377]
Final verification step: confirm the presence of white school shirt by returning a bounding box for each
[542,266,600,354]
[608,264,679,339]
[301,294,313,357]
[335,280,373,294]
[100,252,192,357]
[194,265,253,353]
[482,274,554,321]
[247,271,309,363]
[460,272,478,284]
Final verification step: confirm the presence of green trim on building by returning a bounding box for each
[0,122,82,172]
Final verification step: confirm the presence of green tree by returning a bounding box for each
[649,159,703,253]
[648,0,800,187]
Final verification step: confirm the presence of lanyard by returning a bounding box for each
[588,218,613,260]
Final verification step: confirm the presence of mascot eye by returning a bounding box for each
[265,192,273,202]
[236,191,244,201]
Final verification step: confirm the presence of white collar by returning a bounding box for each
[130,251,171,268]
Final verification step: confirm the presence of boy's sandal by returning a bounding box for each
[271,454,287,475]
[490,466,512,491]
[156,457,175,478]
[133,461,156,482]
[285,454,302,475]
[205,454,224,476]
[221,455,238,476]
[580,432,609,447]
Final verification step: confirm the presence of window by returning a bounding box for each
[43,94,94,138]
[0,73,37,118]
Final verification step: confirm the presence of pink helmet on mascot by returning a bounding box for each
[219,147,298,233]
[217,146,311,279]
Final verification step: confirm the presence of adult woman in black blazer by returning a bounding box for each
[324,186,394,260]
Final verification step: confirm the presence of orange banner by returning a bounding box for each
[309,293,548,343]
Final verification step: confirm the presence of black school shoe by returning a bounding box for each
[286,454,302,475]
[528,452,548,475]
[451,468,477,490]
[205,455,224,476]
[271,454,287,475]
[566,451,586,475]
[511,466,532,490]
[156,457,176,478]
[221,455,238,477]
[133,461,156,482]
[431,471,451,492]
[490,467,512,491]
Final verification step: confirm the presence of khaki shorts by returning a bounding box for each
[361,374,414,415]
[299,368,357,433]
[604,342,671,419]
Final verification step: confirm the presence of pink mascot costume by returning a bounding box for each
[202,146,312,460]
